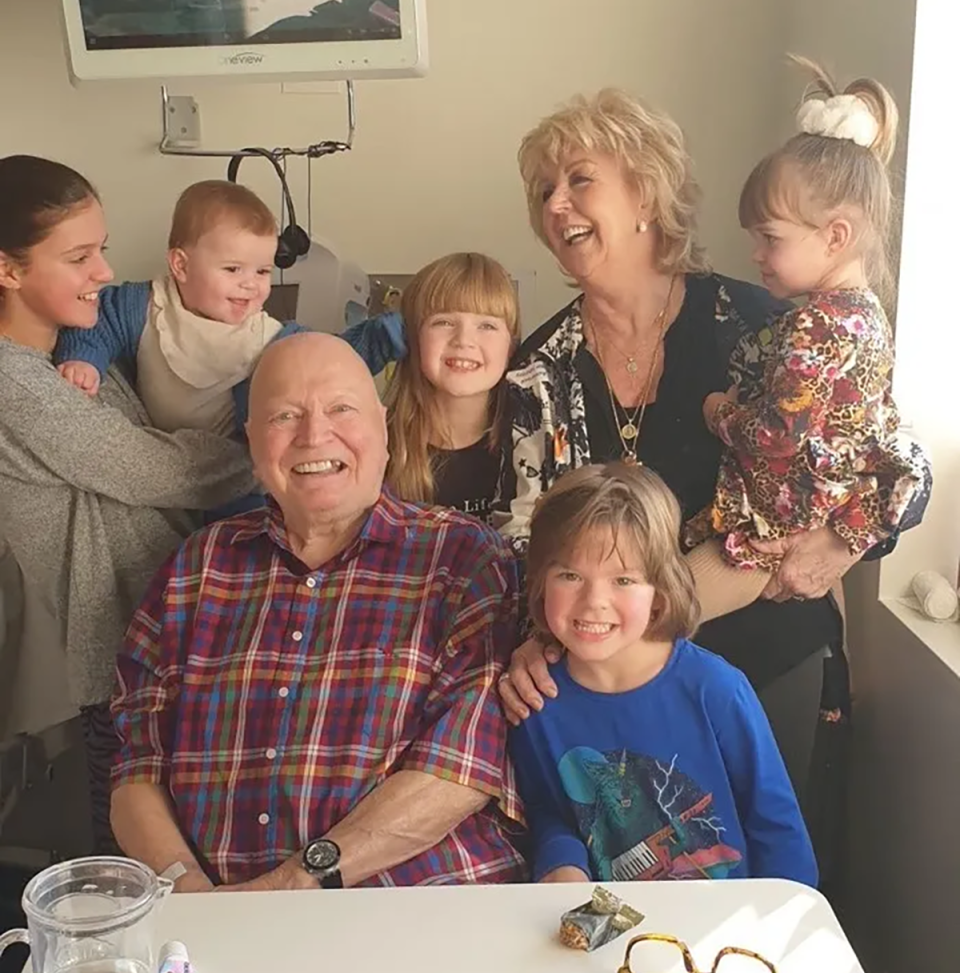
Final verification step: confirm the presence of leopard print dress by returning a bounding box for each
[683,288,921,569]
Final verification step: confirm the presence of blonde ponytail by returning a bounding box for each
[740,55,901,303]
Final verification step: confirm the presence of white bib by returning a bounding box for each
[136,276,283,435]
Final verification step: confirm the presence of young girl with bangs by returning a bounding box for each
[385,252,520,522]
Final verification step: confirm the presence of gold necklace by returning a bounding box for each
[600,333,644,374]
[586,277,676,464]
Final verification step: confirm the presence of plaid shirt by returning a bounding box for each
[112,491,526,886]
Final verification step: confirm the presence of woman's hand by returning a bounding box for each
[751,527,858,601]
[702,386,738,432]
[498,635,564,726]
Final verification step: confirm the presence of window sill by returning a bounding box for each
[878,597,960,680]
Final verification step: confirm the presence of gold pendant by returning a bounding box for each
[623,453,639,466]
[620,422,638,440]
[625,359,638,374]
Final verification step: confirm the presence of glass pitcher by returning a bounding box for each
[0,856,173,973]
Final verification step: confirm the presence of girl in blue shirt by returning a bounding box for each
[509,461,817,886]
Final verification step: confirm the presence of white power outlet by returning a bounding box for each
[165,95,201,147]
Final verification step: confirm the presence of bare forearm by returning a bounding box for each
[214,771,490,893]
[325,770,489,887]
[111,782,211,891]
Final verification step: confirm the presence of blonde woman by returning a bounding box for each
[495,88,930,811]
[385,252,519,522]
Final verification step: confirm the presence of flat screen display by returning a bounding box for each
[79,0,402,50]
[61,0,427,82]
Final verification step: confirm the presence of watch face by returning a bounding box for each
[304,839,340,872]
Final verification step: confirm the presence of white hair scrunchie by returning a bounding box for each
[796,94,879,148]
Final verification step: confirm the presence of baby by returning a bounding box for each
[55,180,402,438]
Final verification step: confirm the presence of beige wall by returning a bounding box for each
[3,0,783,330]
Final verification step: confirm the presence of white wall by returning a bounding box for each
[2,0,781,329]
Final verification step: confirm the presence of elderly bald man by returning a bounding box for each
[110,333,526,891]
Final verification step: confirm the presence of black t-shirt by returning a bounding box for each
[432,439,501,524]
[578,276,841,690]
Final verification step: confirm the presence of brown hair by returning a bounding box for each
[385,252,520,504]
[739,55,900,301]
[0,155,99,306]
[167,180,277,250]
[518,89,709,275]
[526,463,700,643]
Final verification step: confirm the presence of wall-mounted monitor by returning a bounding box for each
[61,0,428,83]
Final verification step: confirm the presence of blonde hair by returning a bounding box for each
[739,55,900,301]
[385,252,520,504]
[518,89,709,275]
[526,463,700,643]
[168,180,277,249]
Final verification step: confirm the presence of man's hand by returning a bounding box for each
[702,385,738,433]
[174,866,216,894]
[214,853,315,893]
[540,865,590,883]
[57,361,101,397]
[752,527,858,601]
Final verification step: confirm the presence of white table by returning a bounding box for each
[157,880,865,973]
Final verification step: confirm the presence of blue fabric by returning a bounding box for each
[54,281,152,377]
[342,310,406,375]
[509,639,817,886]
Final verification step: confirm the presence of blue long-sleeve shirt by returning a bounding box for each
[509,639,817,886]
[54,280,407,433]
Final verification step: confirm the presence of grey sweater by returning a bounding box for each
[0,337,256,707]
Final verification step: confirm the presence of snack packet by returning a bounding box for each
[559,886,644,951]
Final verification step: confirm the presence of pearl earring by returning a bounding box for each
[637,219,649,233]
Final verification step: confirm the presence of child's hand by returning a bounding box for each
[58,361,101,397]
[702,385,739,432]
[541,866,591,883]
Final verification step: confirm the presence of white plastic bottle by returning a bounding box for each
[158,941,193,973]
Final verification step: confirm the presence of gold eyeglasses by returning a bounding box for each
[617,933,777,973]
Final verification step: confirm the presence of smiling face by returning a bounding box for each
[0,198,113,330]
[246,333,388,529]
[417,310,513,401]
[169,221,276,325]
[544,527,659,666]
[537,152,649,284]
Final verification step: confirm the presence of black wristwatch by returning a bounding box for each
[302,838,343,888]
